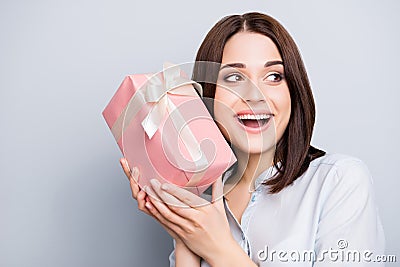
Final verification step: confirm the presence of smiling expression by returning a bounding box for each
[213,32,291,155]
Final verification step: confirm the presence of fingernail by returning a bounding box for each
[145,202,152,210]
[124,160,130,169]
[150,179,160,188]
[161,183,170,191]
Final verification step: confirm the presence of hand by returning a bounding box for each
[119,158,183,244]
[120,158,203,266]
[147,177,238,264]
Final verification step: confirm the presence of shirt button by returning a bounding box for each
[241,233,245,240]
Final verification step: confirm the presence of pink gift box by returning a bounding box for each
[102,65,236,195]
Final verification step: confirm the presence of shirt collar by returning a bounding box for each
[254,164,279,189]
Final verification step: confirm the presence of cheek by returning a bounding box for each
[267,85,291,114]
[282,89,291,120]
[213,86,238,139]
[279,90,291,118]
[271,86,291,133]
[214,86,239,114]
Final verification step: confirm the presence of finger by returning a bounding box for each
[158,180,208,208]
[211,176,224,202]
[120,158,140,183]
[119,158,131,180]
[129,169,140,199]
[145,186,188,233]
[137,190,152,216]
[149,179,190,208]
[143,199,182,239]
[149,180,200,219]
[211,177,225,211]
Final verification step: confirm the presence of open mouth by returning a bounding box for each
[237,113,272,128]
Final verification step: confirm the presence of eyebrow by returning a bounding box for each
[220,60,284,70]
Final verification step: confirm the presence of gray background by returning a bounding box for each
[0,0,399,266]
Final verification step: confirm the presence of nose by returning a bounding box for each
[242,81,266,103]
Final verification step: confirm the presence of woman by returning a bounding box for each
[120,12,384,266]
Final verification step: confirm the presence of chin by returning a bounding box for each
[233,138,276,156]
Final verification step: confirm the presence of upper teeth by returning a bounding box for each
[237,114,271,120]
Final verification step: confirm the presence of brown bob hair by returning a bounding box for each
[192,12,325,193]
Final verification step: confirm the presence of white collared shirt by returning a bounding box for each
[169,154,385,266]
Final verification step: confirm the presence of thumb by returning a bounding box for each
[211,176,224,208]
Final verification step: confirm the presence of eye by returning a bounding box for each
[224,73,245,83]
[265,72,284,83]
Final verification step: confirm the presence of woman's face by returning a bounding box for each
[214,32,291,155]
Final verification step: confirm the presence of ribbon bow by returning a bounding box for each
[140,62,203,139]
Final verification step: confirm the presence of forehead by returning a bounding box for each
[222,32,282,63]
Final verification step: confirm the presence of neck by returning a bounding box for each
[232,147,275,191]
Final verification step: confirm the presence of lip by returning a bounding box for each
[235,109,274,134]
[236,110,274,116]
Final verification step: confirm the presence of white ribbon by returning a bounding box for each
[141,63,203,139]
